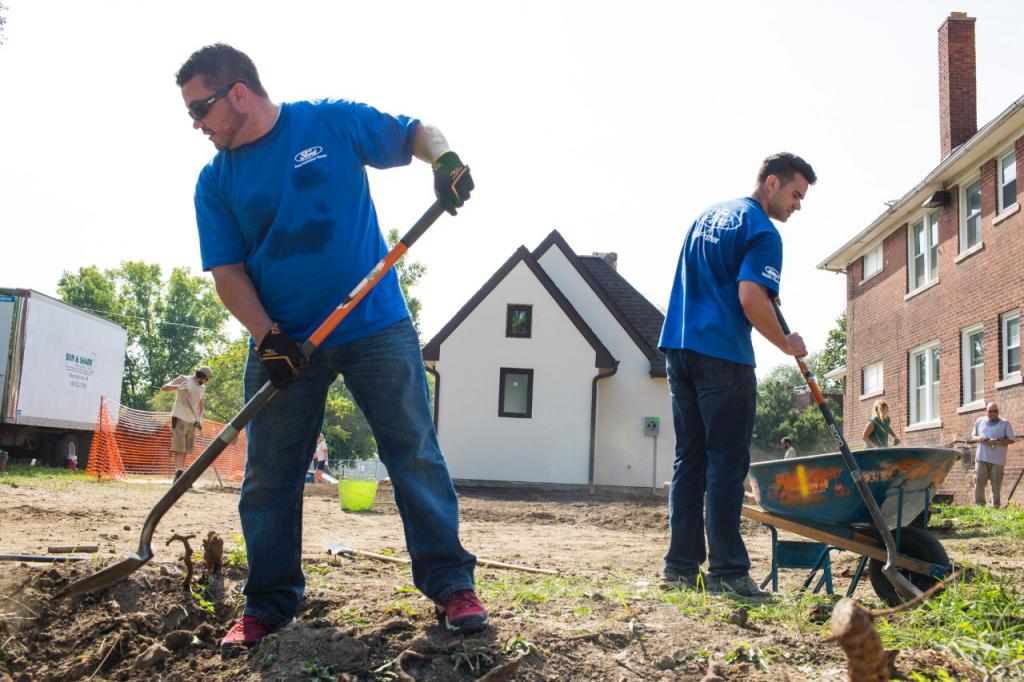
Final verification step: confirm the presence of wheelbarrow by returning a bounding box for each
[742,446,959,605]
[762,299,957,606]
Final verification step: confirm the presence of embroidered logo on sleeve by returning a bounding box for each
[762,265,781,283]
[294,145,327,168]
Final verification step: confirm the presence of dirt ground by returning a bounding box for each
[1,476,1021,681]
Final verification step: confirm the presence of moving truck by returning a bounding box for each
[0,288,127,468]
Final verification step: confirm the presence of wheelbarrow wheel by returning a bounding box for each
[867,527,950,607]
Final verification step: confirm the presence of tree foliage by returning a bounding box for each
[0,3,8,45]
[752,314,846,460]
[58,262,228,408]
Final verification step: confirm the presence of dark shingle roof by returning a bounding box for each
[578,256,667,377]
[532,231,666,377]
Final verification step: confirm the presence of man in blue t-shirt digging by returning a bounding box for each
[658,153,815,600]
[176,44,486,653]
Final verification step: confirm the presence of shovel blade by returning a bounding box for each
[54,552,151,600]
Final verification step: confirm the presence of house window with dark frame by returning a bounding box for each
[506,304,532,338]
[498,368,533,418]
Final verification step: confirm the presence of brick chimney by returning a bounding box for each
[592,252,618,270]
[937,12,977,159]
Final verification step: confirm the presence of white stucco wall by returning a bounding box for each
[538,246,674,488]
[434,261,598,485]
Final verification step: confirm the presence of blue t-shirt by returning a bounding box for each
[194,99,418,347]
[658,197,783,366]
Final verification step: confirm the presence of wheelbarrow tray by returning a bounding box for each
[748,447,960,530]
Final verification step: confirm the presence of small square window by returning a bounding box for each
[862,361,883,396]
[506,304,532,338]
[499,368,533,418]
[863,244,883,279]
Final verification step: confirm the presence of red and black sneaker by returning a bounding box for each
[220,615,276,655]
[436,589,489,633]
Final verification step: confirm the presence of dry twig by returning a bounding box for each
[165,534,195,588]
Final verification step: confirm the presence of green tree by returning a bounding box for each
[813,311,846,394]
[386,228,427,334]
[58,262,228,408]
[313,228,431,463]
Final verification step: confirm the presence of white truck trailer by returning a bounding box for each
[0,288,127,468]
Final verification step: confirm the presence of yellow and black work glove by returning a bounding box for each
[256,324,309,390]
[432,151,474,215]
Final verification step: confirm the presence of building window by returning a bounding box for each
[908,212,938,292]
[506,304,532,338]
[1002,311,1021,379]
[961,325,984,407]
[960,178,982,251]
[499,368,533,418]
[909,342,940,425]
[862,244,883,280]
[998,150,1017,213]
[862,361,883,397]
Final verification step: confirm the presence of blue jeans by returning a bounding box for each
[664,348,756,579]
[239,317,476,626]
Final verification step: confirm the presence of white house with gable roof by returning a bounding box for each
[422,230,672,489]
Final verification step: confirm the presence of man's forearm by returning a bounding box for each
[412,123,451,165]
[738,281,790,353]
[210,264,273,343]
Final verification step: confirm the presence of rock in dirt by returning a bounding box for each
[131,643,171,671]
[701,662,728,681]
[727,606,748,627]
[657,654,677,670]
[164,629,194,651]
[162,604,190,632]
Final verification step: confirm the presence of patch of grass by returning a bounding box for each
[930,504,1024,538]
[0,461,91,489]
[450,647,495,676]
[333,606,371,627]
[190,583,216,615]
[224,534,247,568]
[476,572,607,609]
[876,567,1024,674]
[300,660,340,681]
[382,600,417,618]
[502,635,538,657]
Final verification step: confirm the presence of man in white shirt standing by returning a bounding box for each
[161,366,213,481]
[971,402,1015,508]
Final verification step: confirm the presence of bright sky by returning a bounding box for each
[3,1,1024,377]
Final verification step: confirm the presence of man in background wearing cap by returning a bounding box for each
[161,367,213,481]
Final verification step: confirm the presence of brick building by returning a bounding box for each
[819,13,1023,505]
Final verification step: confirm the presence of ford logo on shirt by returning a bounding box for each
[762,266,781,283]
[295,146,324,164]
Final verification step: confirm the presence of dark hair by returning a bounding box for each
[176,43,268,98]
[781,437,792,446]
[756,153,817,186]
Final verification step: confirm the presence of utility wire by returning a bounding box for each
[73,307,223,332]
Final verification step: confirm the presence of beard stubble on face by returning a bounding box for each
[206,100,248,151]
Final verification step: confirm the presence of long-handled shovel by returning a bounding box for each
[56,175,470,600]
[772,299,921,602]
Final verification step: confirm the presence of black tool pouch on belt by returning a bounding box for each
[171,416,179,429]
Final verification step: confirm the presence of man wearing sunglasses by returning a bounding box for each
[176,43,484,655]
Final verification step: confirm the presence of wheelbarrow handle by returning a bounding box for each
[771,298,923,602]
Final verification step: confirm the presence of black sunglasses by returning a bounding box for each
[187,80,244,121]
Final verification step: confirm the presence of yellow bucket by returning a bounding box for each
[339,479,378,511]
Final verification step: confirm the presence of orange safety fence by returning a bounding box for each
[86,396,247,482]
